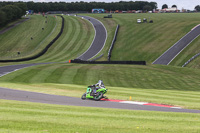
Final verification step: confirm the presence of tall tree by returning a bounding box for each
[15,2,28,16]
[162,4,168,9]
[1,5,15,23]
[0,10,6,26]
[143,5,152,11]
[172,5,177,8]
[195,5,200,11]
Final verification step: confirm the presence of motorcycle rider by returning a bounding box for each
[93,80,104,94]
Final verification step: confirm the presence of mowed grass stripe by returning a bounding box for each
[47,16,79,58]
[112,88,200,102]
[51,16,85,61]
[29,65,63,83]
[28,16,94,63]
[48,16,88,62]
[59,65,84,84]
[1,100,200,132]
[111,86,200,98]
[2,64,199,91]
[36,16,77,62]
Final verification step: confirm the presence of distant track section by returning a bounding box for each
[76,15,107,60]
[0,18,30,35]
[0,62,56,77]
[153,25,200,65]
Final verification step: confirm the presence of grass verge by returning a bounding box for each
[0,99,200,133]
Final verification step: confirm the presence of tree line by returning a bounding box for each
[0,1,157,27]
[25,1,157,12]
[1,1,157,13]
[0,2,27,27]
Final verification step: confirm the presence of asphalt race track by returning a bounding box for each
[0,18,30,35]
[76,15,107,60]
[1,87,200,113]
[0,62,55,78]
[0,15,200,113]
[153,25,200,65]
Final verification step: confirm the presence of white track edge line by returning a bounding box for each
[167,34,200,65]
[86,16,108,60]
[76,16,97,59]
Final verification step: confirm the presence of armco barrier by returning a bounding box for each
[70,59,146,65]
[0,15,64,62]
[182,52,200,67]
[108,24,119,61]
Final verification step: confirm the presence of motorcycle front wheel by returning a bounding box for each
[94,92,103,101]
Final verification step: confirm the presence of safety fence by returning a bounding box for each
[182,53,200,67]
[0,15,64,62]
[108,24,119,61]
[70,59,146,65]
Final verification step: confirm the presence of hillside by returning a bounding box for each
[86,13,200,68]
[0,15,57,59]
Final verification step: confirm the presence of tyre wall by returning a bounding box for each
[70,60,146,65]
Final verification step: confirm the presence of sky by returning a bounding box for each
[1,0,199,10]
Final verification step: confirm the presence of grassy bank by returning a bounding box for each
[1,63,199,91]
[100,13,200,67]
[0,15,94,66]
[0,15,57,59]
[0,100,199,133]
[30,15,94,63]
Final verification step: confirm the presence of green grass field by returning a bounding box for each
[0,100,200,133]
[0,13,200,132]
[88,13,200,68]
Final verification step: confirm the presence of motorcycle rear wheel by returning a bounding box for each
[81,93,86,100]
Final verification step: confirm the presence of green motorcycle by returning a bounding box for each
[81,80,107,101]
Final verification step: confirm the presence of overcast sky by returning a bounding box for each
[1,0,199,10]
